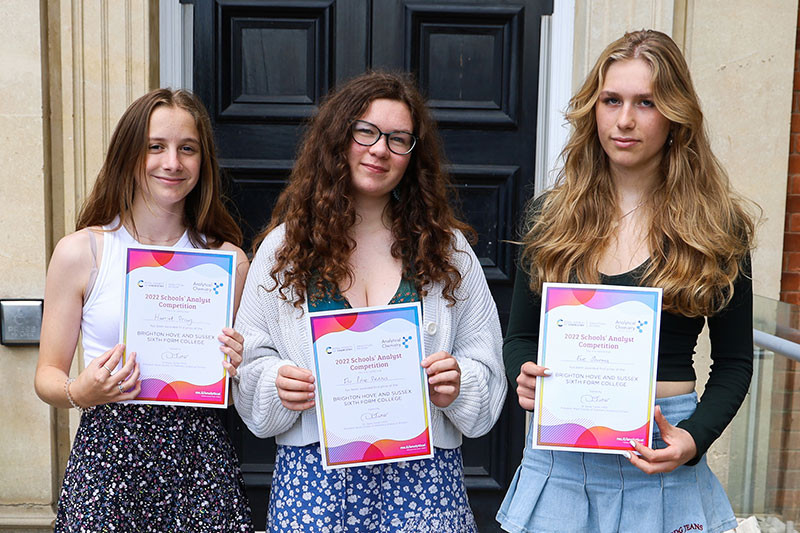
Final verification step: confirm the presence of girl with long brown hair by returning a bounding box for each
[233,71,507,532]
[35,89,253,531]
[497,30,755,533]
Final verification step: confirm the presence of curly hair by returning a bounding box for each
[256,70,474,307]
[76,88,242,249]
[521,29,757,317]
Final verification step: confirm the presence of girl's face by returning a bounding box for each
[346,98,413,204]
[137,106,202,212]
[595,58,671,179]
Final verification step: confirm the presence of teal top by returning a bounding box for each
[308,277,420,311]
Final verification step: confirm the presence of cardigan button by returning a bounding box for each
[424,321,437,335]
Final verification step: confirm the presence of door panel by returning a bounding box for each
[194,1,552,529]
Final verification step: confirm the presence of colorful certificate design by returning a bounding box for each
[533,283,662,454]
[120,245,236,408]
[309,302,433,470]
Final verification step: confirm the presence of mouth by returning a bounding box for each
[611,137,639,148]
[361,162,388,173]
[152,175,185,184]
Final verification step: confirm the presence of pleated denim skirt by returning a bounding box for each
[496,392,738,533]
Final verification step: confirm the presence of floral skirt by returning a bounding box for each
[55,403,254,533]
[268,444,477,533]
[497,392,737,533]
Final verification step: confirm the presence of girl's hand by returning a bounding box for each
[626,405,697,473]
[275,365,316,411]
[516,361,551,411]
[72,344,141,408]
[422,351,461,408]
[219,327,244,378]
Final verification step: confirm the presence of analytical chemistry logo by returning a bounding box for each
[192,281,223,295]
[381,336,412,349]
[556,319,564,327]
[137,280,144,288]
[614,319,647,333]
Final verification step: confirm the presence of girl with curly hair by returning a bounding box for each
[233,71,507,532]
[35,89,253,531]
[497,30,756,533]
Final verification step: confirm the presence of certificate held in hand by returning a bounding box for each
[533,283,662,454]
[309,302,434,470]
[120,245,236,408]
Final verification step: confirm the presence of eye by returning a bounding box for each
[181,145,198,154]
[640,99,655,108]
[602,97,620,106]
[148,143,163,151]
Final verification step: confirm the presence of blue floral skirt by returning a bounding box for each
[268,444,477,532]
[497,392,737,533]
[55,403,254,532]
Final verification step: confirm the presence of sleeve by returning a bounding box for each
[439,234,508,438]
[232,233,301,439]
[502,263,543,387]
[676,254,754,465]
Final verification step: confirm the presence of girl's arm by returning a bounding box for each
[35,231,140,409]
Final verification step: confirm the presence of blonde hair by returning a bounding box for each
[521,29,756,317]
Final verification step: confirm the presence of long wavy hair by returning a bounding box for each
[76,88,242,249]
[258,70,474,307]
[521,30,756,317]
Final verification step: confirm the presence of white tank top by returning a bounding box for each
[80,218,192,370]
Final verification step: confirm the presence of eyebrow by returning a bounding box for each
[598,90,654,99]
[148,136,201,144]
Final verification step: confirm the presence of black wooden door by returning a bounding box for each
[193,1,552,530]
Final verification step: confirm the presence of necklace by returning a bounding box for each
[617,199,647,221]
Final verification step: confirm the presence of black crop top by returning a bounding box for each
[503,256,753,465]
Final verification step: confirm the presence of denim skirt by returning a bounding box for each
[496,392,737,533]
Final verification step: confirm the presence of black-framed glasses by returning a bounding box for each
[350,120,417,155]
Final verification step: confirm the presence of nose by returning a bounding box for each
[368,134,391,157]
[617,104,635,130]
[162,148,183,171]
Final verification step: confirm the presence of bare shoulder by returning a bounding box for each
[47,229,98,293]
[216,241,249,262]
[51,230,96,269]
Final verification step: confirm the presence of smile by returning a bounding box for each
[361,163,388,173]
[153,176,185,184]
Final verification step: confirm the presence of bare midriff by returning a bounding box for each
[655,380,695,398]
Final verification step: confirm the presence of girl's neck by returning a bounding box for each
[125,199,187,246]
[352,195,392,235]
[610,167,659,212]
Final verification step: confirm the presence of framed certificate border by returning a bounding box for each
[533,282,663,454]
[120,245,236,408]
[309,302,434,470]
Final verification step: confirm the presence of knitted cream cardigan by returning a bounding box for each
[233,224,507,448]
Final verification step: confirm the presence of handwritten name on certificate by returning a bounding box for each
[533,283,662,454]
[120,245,236,408]
[309,302,433,470]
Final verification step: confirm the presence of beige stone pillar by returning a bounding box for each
[0,1,156,529]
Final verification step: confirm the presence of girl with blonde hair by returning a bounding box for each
[497,30,755,533]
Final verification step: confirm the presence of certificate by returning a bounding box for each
[309,302,434,469]
[532,283,662,454]
[120,245,236,408]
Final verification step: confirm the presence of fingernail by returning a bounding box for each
[543,369,553,376]
[629,440,637,448]
[622,451,631,459]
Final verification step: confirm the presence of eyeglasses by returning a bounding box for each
[350,120,417,155]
